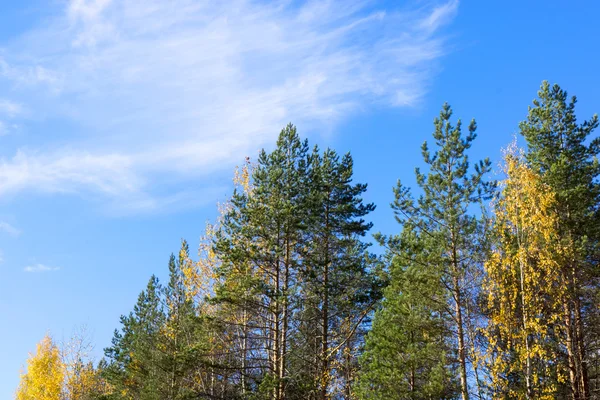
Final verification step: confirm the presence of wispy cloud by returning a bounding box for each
[23,263,60,273]
[0,150,138,197]
[419,0,459,32]
[0,0,459,211]
[0,99,24,117]
[0,99,24,135]
[0,221,20,237]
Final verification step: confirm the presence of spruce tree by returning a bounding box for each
[103,276,165,399]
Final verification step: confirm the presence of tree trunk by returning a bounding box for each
[564,300,580,400]
[454,280,469,400]
[519,256,533,400]
[241,305,249,397]
[273,253,281,400]
[573,277,590,400]
[280,259,289,400]
[451,232,469,400]
[320,259,329,400]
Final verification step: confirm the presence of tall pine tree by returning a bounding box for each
[518,81,600,400]
[356,226,458,399]
[215,124,309,399]
[293,147,377,399]
[359,103,494,400]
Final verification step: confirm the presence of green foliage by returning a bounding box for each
[358,103,494,400]
[214,124,310,399]
[103,242,209,399]
[518,81,600,399]
[103,275,165,399]
[214,124,377,399]
[356,228,457,400]
[17,84,600,399]
[293,146,378,399]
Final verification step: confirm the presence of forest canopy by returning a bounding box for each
[15,81,600,400]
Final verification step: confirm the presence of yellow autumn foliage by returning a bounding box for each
[182,158,254,309]
[484,147,569,399]
[179,158,257,394]
[15,335,64,400]
[65,361,106,400]
[16,331,108,400]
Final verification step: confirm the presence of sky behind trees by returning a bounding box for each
[1,1,599,398]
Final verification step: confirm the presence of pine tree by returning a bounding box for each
[103,276,165,399]
[362,103,494,400]
[213,125,377,399]
[162,241,207,399]
[356,227,458,399]
[295,147,376,399]
[215,124,309,399]
[518,81,600,399]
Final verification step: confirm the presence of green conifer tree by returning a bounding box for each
[215,124,309,399]
[519,81,600,399]
[356,227,457,400]
[358,103,494,400]
[103,275,165,399]
[162,241,207,399]
[294,147,377,400]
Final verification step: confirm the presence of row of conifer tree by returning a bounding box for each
[16,81,600,399]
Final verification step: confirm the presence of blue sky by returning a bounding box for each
[1,0,599,396]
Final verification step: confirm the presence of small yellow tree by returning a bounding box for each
[62,327,108,400]
[485,147,568,399]
[64,361,105,400]
[16,335,65,400]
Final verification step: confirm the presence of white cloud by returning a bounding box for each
[0,99,24,136]
[24,263,60,273]
[0,0,458,211]
[0,99,24,117]
[0,150,139,197]
[419,0,459,33]
[0,59,63,92]
[69,0,114,21]
[0,221,20,237]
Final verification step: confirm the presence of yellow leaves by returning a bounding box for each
[182,221,219,308]
[16,335,64,400]
[16,331,107,400]
[182,159,255,309]
[65,361,104,400]
[233,157,254,194]
[61,326,108,400]
[484,147,571,398]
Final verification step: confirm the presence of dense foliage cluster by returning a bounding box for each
[16,82,600,399]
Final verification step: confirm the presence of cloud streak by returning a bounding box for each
[0,0,459,211]
[23,263,60,273]
[0,221,20,237]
